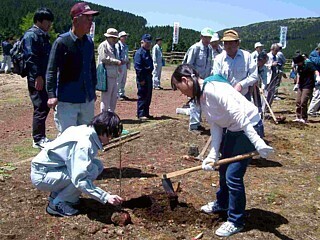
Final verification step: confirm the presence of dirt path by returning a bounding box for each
[0,69,319,239]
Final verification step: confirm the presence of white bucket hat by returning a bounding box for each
[254,42,264,48]
[104,28,119,38]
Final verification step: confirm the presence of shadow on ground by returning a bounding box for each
[249,157,283,168]
[121,115,178,124]
[97,167,158,179]
[245,208,293,240]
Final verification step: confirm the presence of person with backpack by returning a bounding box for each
[97,28,123,112]
[184,27,214,132]
[171,64,273,237]
[46,2,99,135]
[23,7,54,149]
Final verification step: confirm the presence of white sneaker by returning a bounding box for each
[292,118,301,122]
[200,201,228,214]
[32,137,51,149]
[215,221,244,237]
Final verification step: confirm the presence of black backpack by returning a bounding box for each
[10,37,27,78]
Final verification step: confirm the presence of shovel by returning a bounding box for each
[162,151,259,194]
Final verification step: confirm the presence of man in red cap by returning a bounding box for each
[46,2,99,135]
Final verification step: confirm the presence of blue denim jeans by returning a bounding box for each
[216,129,256,227]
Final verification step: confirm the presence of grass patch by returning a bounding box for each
[13,139,40,160]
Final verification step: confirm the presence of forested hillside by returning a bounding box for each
[222,17,320,57]
[0,0,319,56]
[0,0,199,52]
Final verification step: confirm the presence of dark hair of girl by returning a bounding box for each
[171,64,201,104]
[88,111,123,138]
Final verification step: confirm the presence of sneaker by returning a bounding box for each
[292,118,301,122]
[274,97,281,101]
[138,116,148,121]
[215,221,244,237]
[46,201,79,217]
[200,201,228,214]
[153,86,163,90]
[189,125,206,132]
[32,137,51,149]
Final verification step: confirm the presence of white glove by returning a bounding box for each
[316,76,320,82]
[201,157,217,171]
[293,84,299,91]
[255,138,274,158]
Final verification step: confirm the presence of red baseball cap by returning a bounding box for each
[70,2,99,18]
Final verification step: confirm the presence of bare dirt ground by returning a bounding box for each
[0,66,319,240]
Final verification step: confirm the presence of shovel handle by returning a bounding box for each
[163,151,259,179]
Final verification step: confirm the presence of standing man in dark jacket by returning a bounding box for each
[46,2,99,135]
[23,7,54,149]
[134,34,154,120]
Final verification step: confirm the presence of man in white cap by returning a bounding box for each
[115,31,130,100]
[184,27,214,131]
[152,37,164,90]
[97,28,124,112]
[251,42,264,63]
[210,32,223,60]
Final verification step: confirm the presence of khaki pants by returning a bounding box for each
[296,88,313,120]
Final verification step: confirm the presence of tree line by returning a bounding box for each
[1,0,319,57]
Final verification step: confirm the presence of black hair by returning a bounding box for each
[33,7,54,24]
[257,51,268,61]
[171,64,201,104]
[293,54,305,64]
[88,111,123,138]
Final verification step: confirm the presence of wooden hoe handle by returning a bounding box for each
[163,151,259,179]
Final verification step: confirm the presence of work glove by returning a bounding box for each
[201,157,217,171]
[293,84,299,91]
[255,138,274,158]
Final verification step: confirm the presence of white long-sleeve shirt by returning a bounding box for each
[200,80,261,160]
[32,125,110,204]
[212,49,258,95]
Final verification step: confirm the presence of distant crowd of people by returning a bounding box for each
[1,1,320,238]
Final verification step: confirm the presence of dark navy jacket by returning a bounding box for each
[23,26,51,86]
[134,47,153,82]
[46,31,97,103]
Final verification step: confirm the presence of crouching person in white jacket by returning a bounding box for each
[171,64,273,237]
[30,111,124,217]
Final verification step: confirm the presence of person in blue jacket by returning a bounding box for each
[31,111,124,217]
[23,7,54,149]
[134,34,154,120]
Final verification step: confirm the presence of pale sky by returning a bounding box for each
[89,0,319,31]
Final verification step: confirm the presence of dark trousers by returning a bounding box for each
[28,85,50,142]
[136,75,153,117]
[217,129,256,227]
[296,88,313,120]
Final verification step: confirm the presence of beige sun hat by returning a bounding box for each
[104,28,119,38]
[221,30,240,42]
